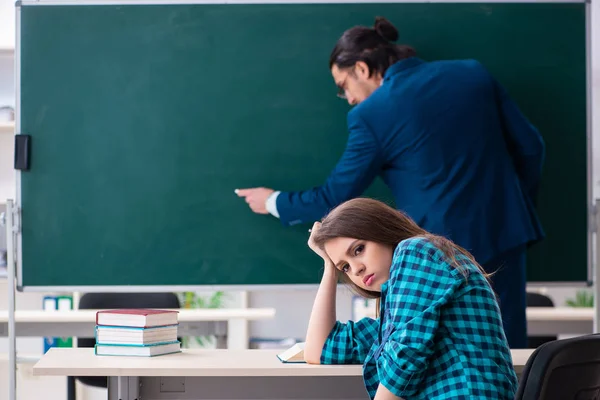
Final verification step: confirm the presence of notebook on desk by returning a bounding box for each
[277,342,306,363]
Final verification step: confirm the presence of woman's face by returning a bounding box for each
[324,237,393,292]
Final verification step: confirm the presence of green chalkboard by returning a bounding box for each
[18,2,587,288]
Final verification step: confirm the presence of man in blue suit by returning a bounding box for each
[237,17,544,348]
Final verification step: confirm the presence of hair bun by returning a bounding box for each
[374,16,399,42]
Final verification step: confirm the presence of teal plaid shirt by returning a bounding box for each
[321,237,518,399]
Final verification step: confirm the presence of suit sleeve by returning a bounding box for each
[494,78,545,200]
[276,111,383,226]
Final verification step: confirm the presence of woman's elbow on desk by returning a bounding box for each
[303,346,322,364]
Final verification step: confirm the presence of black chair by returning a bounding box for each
[526,292,558,348]
[515,333,600,400]
[67,292,181,400]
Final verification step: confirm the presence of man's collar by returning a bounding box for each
[383,57,425,81]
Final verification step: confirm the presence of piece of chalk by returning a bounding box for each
[234,189,239,194]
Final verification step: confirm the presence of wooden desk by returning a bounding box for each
[33,348,533,400]
[0,308,276,348]
[526,307,594,335]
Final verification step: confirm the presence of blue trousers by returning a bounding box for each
[482,246,527,349]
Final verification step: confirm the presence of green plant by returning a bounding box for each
[565,290,594,308]
[178,291,226,348]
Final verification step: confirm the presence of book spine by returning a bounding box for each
[95,340,180,348]
[95,324,179,330]
[95,323,179,329]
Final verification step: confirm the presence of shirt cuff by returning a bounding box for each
[266,191,281,218]
[377,340,426,398]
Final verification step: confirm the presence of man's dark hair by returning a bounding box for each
[329,16,416,77]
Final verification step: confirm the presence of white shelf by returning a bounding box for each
[0,122,14,134]
[0,353,43,364]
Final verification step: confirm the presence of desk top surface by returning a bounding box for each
[33,348,533,377]
[0,308,276,322]
[525,307,594,321]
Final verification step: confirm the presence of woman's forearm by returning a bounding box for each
[303,263,338,364]
[374,384,403,400]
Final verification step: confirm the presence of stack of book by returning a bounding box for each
[94,309,181,357]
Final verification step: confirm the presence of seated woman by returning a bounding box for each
[304,198,518,400]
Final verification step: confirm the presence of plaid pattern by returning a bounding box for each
[321,237,518,399]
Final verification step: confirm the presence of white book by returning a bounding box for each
[277,342,306,363]
[95,341,181,357]
[96,325,178,345]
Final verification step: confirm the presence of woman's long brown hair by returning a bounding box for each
[312,198,490,315]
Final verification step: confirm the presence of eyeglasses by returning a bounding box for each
[336,74,349,99]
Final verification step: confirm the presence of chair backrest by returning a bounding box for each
[527,292,555,307]
[516,333,600,400]
[514,345,543,399]
[79,292,181,310]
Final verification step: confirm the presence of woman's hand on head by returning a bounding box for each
[308,222,335,267]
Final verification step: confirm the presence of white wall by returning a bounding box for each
[0,122,15,202]
[0,53,14,108]
[0,0,16,201]
[0,0,15,51]
[0,6,16,202]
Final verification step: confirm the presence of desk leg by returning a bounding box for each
[595,198,600,334]
[215,321,227,349]
[215,334,227,349]
[67,376,76,400]
[6,200,17,400]
[107,377,117,400]
[108,377,140,400]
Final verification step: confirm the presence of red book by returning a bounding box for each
[96,309,179,328]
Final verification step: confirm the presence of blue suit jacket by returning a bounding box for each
[276,57,545,264]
